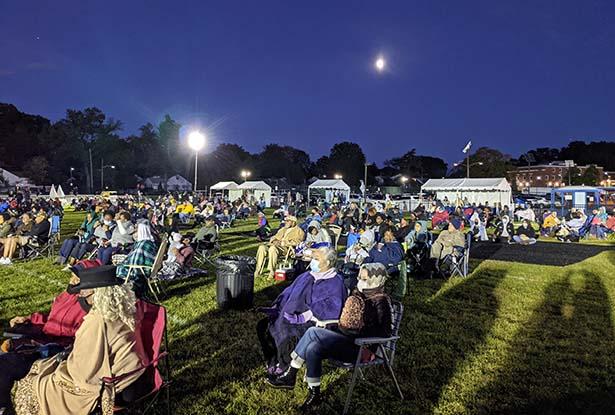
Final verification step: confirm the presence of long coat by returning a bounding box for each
[14,312,145,415]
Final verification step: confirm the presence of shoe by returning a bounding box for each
[62,265,72,272]
[266,366,298,389]
[299,386,321,412]
[0,257,6,265]
[265,366,284,382]
[3,258,11,265]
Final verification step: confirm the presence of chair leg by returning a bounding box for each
[343,349,364,415]
[380,346,404,401]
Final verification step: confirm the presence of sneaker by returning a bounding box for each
[3,258,11,265]
[0,257,8,265]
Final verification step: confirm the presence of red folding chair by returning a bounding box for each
[94,301,171,414]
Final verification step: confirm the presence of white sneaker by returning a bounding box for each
[0,257,7,265]
[3,258,11,265]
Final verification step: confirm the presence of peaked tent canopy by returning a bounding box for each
[56,185,65,198]
[421,178,512,206]
[210,181,239,191]
[235,181,272,207]
[308,179,351,203]
[49,184,58,199]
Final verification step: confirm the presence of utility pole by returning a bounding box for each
[363,162,368,205]
[89,148,94,193]
[466,153,470,178]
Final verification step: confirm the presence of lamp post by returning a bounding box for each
[454,161,484,178]
[100,160,115,191]
[188,130,206,192]
[334,174,343,180]
[241,170,251,182]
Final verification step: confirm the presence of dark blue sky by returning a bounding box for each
[2,1,614,165]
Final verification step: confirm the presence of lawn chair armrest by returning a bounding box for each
[101,351,168,385]
[314,319,339,328]
[354,336,399,346]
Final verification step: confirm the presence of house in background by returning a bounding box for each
[166,175,192,191]
[0,167,32,188]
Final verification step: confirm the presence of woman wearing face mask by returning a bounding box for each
[256,247,347,381]
[513,219,537,245]
[267,263,393,411]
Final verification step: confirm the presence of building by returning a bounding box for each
[509,161,605,193]
[0,167,32,187]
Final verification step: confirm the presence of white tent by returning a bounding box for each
[421,178,512,206]
[0,168,31,187]
[210,181,238,196]
[236,181,272,207]
[49,184,58,199]
[167,175,192,191]
[308,179,351,203]
[56,185,66,198]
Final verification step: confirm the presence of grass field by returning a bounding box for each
[2,212,615,414]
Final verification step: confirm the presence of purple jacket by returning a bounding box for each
[269,270,347,348]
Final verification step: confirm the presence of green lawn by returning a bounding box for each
[2,212,615,414]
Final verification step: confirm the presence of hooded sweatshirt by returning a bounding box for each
[305,220,331,246]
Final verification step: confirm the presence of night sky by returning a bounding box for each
[2,1,614,165]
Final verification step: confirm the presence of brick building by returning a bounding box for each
[509,161,605,192]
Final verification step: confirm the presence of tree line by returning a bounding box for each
[1,103,613,191]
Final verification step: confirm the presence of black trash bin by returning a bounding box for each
[216,255,256,310]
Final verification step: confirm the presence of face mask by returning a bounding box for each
[103,220,112,226]
[78,296,92,313]
[309,259,320,273]
[357,279,369,292]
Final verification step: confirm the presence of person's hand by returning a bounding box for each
[283,312,307,325]
[9,316,29,327]
[171,247,179,255]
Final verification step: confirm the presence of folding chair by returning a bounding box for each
[448,232,472,278]
[22,216,61,261]
[94,301,171,415]
[326,224,343,251]
[331,301,404,415]
[124,236,169,303]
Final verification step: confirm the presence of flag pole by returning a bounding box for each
[467,152,470,178]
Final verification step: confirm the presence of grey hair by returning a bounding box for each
[318,247,338,268]
[91,283,137,331]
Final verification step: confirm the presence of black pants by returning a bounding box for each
[0,353,38,409]
[256,318,298,371]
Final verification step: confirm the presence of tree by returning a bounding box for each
[157,115,181,177]
[323,142,366,185]
[451,147,513,178]
[23,156,49,184]
[385,150,448,179]
[255,144,312,184]
[55,107,122,192]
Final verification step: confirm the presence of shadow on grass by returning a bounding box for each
[471,241,615,266]
[314,268,509,414]
[472,270,615,414]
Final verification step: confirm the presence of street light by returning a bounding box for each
[241,170,251,182]
[188,130,206,192]
[334,174,343,180]
[454,161,484,178]
[100,159,115,191]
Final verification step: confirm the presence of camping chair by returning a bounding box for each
[330,301,404,415]
[193,234,221,268]
[22,216,62,261]
[447,232,472,278]
[94,301,171,415]
[124,237,169,303]
[326,224,343,251]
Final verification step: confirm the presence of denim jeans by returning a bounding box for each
[292,327,359,384]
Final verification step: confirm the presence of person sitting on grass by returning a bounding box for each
[1,212,49,265]
[492,214,514,243]
[541,211,561,237]
[256,246,347,379]
[159,233,195,279]
[254,215,304,278]
[13,266,146,415]
[512,219,537,245]
[266,263,392,412]
[116,221,157,297]
[255,212,271,241]
[194,216,219,250]
[0,265,97,415]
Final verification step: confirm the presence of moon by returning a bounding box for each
[374,56,386,72]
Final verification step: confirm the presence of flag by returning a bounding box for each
[462,140,472,154]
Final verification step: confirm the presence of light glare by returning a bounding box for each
[188,131,206,151]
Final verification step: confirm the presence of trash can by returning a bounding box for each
[215,255,256,310]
